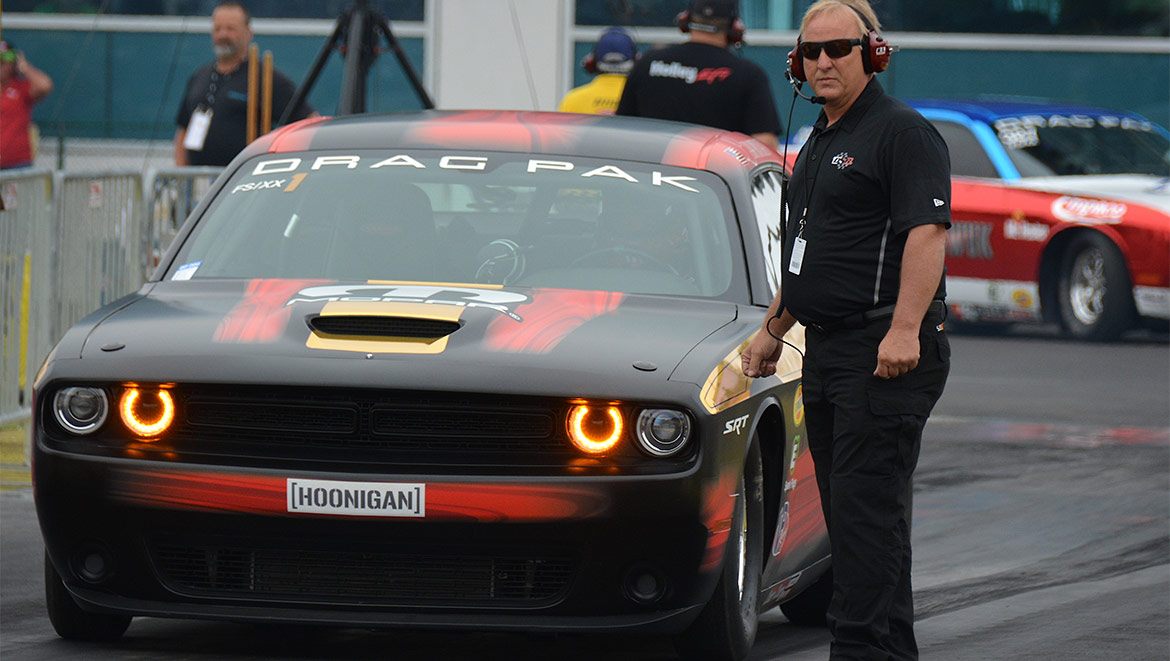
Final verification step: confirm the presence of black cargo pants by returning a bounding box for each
[801,306,950,661]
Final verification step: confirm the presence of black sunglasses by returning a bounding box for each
[799,38,863,60]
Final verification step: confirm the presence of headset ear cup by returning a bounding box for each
[582,52,596,74]
[728,18,745,44]
[787,41,805,82]
[676,10,691,33]
[869,31,891,73]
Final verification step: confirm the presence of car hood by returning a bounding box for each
[1009,174,1170,214]
[67,280,738,400]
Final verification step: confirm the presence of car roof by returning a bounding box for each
[244,110,781,174]
[905,98,1154,124]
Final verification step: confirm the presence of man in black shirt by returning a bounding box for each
[742,1,950,659]
[174,1,315,166]
[615,0,781,150]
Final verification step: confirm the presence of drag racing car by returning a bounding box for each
[33,110,830,661]
[910,99,1170,340]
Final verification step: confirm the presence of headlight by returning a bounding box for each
[635,409,690,457]
[53,387,109,434]
[567,404,623,454]
[119,387,175,439]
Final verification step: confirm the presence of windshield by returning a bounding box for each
[991,113,1170,177]
[167,150,741,298]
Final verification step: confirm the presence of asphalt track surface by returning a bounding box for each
[2,326,1167,660]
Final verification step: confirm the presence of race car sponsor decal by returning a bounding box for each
[1051,196,1126,224]
[789,434,801,477]
[215,278,327,343]
[765,570,803,602]
[948,221,994,259]
[793,385,804,427]
[108,466,611,520]
[701,328,804,414]
[289,282,527,321]
[1012,289,1034,309]
[306,300,463,354]
[287,478,424,517]
[245,155,701,193]
[1003,214,1048,242]
[723,414,750,436]
[172,260,201,281]
[771,501,790,556]
[484,289,623,353]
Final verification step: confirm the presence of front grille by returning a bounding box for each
[151,540,575,606]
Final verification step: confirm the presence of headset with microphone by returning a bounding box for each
[785,3,895,103]
[675,1,746,46]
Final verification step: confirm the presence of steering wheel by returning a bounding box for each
[572,245,680,276]
[475,239,526,284]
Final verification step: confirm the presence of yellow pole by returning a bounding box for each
[246,43,259,143]
[262,50,273,135]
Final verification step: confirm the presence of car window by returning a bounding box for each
[168,151,741,298]
[991,114,1170,177]
[931,120,1001,179]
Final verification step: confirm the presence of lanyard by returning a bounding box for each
[795,125,839,239]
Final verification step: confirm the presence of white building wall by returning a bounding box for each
[429,0,572,111]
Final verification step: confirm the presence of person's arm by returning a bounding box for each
[741,290,796,378]
[874,222,947,379]
[18,54,53,101]
[174,128,189,166]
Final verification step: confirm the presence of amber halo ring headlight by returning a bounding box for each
[567,404,624,454]
[119,387,175,439]
[53,387,109,434]
[635,409,691,457]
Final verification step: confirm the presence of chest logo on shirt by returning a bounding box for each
[831,152,854,170]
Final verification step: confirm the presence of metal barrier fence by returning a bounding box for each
[0,166,222,425]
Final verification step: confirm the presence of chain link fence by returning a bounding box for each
[0,165,222,424]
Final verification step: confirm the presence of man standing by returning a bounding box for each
[174,1,315,166]
[1,40,53,170]
[558,27,638,116]
[615,0,780,150]
[741,1,950,659]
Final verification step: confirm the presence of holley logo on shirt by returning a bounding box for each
[831,152,854,169]
[648,61,732,85]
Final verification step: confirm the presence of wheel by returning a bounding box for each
[779,566,832,626]
[1057,233,1134,341]
[44,550,131,641]
[572,245,680,275]
[674,441,763,661]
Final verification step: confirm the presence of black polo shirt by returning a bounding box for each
[615,42,782,137]
[781,78,950,326]
[176,59,314,166]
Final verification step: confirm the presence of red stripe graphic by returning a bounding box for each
[484,289,624,353]
[215,278,325,343]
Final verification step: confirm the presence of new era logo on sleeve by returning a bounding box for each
[933,198,945,207]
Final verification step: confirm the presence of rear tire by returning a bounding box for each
[44,550,131,641]
[674,441,763,661]
[1057,233,1134,341]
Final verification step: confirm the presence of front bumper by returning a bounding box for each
[35,446,735,633]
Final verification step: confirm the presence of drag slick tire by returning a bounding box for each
[674,439,764,661]
[44,550,131,640]
[1057,232,1134,341]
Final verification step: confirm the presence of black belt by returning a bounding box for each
[807,300,945,334]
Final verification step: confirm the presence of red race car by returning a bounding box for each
[913,99,1170,340]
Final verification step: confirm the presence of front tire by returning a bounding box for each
[674,440,764,661]
[44,550,131,640]
[1057,233,1134,341]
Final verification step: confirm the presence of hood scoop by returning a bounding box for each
[307,315,462,339]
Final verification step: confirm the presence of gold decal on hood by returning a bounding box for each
[306,301,462,354]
